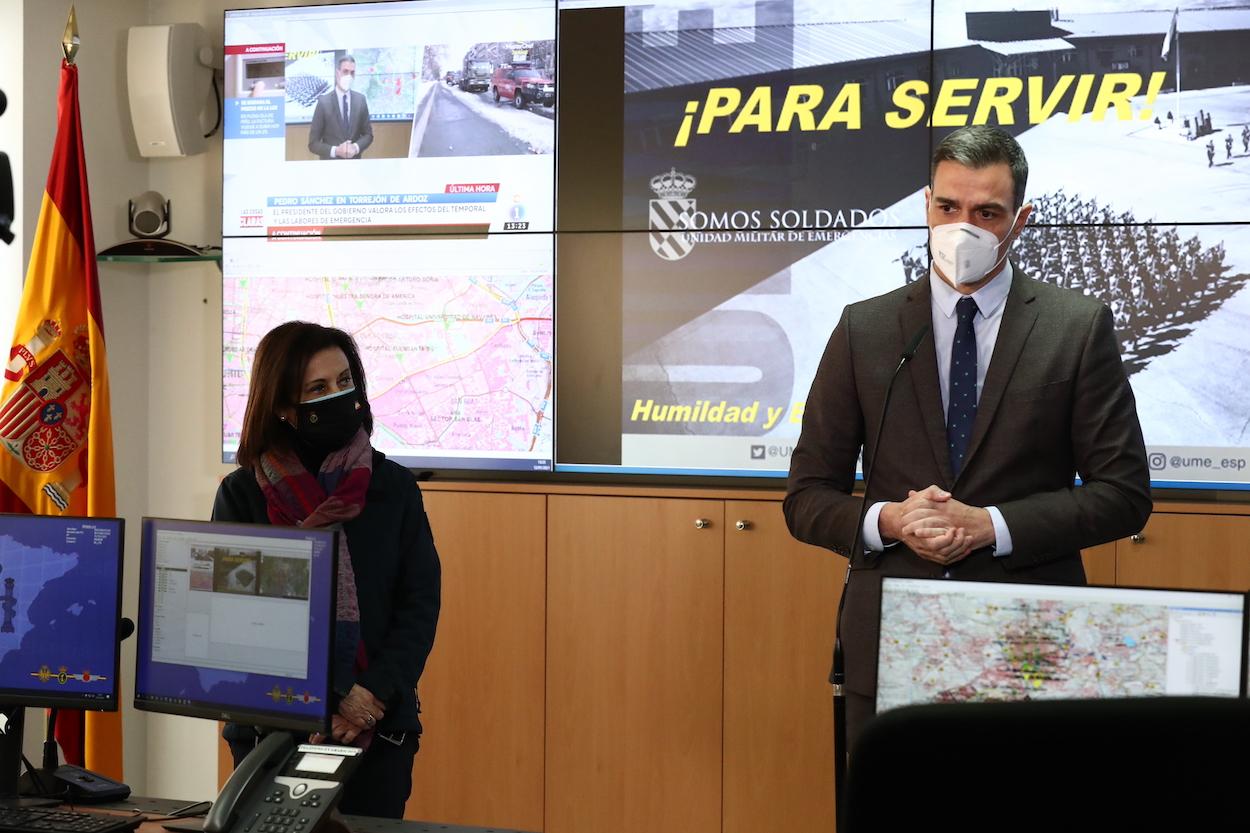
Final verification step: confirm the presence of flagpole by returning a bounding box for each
[62,5,79,64]
[1175,11,1181,128]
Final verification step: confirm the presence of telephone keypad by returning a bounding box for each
[245,787,330,833]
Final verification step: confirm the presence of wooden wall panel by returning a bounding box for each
[217,726,231,790]
[1117,513,1250,592]
[1082,542,1117,586]
[723,501,839,833]
[546,496,724,833]
[407,491,546,830]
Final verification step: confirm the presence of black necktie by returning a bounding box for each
[342,93,349,129]
[947,296,978,478]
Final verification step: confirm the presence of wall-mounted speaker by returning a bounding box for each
[127,23,213,158]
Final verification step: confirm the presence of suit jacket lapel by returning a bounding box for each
[899,281,953,486]
[959,270,1040,480]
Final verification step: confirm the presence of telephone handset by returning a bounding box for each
[191,732,363,833]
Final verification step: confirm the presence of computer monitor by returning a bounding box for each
[876,577,1247,713]
[133,518,338,734]
[0,513,125,710]
[0,513,124,802]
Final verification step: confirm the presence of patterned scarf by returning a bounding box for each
[254,428,373,707]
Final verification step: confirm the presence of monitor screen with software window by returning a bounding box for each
[0,513,124,711]
[876,577,1247,714]
[133,517,338,734]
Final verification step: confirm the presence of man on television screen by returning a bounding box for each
[784,125,1152,750]
[308,55,373,160]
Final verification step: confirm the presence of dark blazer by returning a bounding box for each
[308,88,374,160]
[213,451,440,733]
[784,268,1152,697]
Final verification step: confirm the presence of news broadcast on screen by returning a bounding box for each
[222,0,555,238]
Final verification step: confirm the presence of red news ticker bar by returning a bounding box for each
[225,43,285,55]
[445,183,500,194]
[267,223,493,238]
[267,226,325,238]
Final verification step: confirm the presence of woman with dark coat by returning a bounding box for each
[214,321,440,819]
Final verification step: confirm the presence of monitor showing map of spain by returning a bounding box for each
[0,514,125,710]
[876,578,1246,713]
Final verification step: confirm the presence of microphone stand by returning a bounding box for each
[833,323,929,819]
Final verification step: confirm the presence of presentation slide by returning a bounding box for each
[223,0,555,237]
[619,227,929,477]
[554,0,1250,486]
[222,234,554,472]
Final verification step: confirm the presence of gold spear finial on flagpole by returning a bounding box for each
[62,5,80,64]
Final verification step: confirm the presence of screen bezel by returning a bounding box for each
[133,516,338,734]
[873,576,1249,713]
[0,513,125,712]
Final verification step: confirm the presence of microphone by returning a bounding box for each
[119,617,135,641]
[831,321,930,804]
[897,322,928,366]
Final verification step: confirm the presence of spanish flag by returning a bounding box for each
[0,60,121,780]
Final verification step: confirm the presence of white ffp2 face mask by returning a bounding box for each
[337,74,354,92]
[929,207,1022,285]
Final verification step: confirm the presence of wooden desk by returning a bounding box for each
[99,796,534,833]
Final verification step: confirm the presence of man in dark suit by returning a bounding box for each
[784,125,1152,750]
[308,55,373,160]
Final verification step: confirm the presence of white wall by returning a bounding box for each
[0,0,22,337]
[0,0,39,769]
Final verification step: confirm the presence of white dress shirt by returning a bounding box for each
[862,261,1015,556]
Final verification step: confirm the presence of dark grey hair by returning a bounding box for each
[931,126,1029,210]
[336,54,356,71]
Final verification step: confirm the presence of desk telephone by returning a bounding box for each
[191,732,362,833]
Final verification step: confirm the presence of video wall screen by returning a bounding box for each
[221,234,553,471]
[223,0,555,237]
[224,0,1250,489]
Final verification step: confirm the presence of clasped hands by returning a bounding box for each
[877,485,995,566]
[334,141,359,159]
[311,683,386,746]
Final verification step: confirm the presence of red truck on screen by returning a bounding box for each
[491,63,554,109]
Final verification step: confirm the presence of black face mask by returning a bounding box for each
[293,388,365,452]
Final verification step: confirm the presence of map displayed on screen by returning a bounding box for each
[0,519,122,703]
[222,235,554,471]
[876,579,1245,713]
